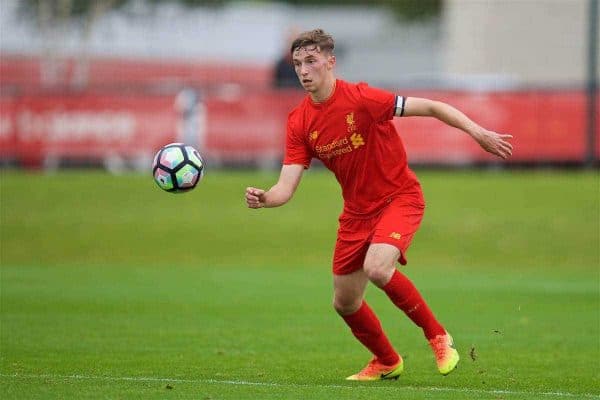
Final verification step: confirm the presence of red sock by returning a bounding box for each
[382,270,445,340]
[341,301,400,366]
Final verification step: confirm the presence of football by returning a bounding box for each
[152,143,204,193]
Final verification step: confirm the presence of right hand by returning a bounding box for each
[245,187,266,209]
[472,129,514,160]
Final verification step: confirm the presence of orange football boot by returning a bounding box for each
[345,357,404,381]
[428,332,460,375]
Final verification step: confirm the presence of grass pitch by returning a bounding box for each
[1,169,598,399]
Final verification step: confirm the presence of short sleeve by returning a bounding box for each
[356,82,397,123]
[283,118,312,169]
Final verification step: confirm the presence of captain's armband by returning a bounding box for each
[394,96,406,117]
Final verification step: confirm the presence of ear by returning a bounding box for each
[327,55,336,70]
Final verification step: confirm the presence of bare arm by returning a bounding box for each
[245,164,304,209]
[400,97,513,159]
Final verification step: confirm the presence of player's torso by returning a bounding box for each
[301,87,373,174]
[292,81,422,217]
[309,112,369,167]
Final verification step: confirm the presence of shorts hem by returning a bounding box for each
[370,238,409,265]
[332,264,364,276]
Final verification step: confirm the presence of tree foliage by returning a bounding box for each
[19,0,440,20]
[281,0,441,20]
[20,0,127,17]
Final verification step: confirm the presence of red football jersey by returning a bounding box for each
[284,79,422,217]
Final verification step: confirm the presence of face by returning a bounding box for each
[292,45,335,92]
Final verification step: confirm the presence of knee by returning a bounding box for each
[333,296,362,316]
[363,256,394,287]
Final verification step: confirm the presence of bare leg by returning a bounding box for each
[362,243,399,287]
[333,268,369,316]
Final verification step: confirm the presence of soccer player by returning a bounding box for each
[245,29,513,381]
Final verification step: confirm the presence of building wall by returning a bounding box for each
[0,1,442,88]
[2,0,596,88]
[443,0,597,86]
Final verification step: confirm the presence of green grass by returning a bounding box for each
[1,169,598,399]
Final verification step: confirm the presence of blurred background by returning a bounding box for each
[1,3,598,397]
[0,0,598,170]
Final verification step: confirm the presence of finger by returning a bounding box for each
[491,146,506,159]
[502,141,513,151]
[499,134,513,139]
[499,147,511,159]
[501,140,513,153]
[497,142,510,154]
[246,187,263,196]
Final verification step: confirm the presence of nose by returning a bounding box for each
[300,64,309,76]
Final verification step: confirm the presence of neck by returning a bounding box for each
[310,76,336,103]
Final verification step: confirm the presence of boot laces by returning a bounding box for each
[359,358,381,376]
[430,335,449,360]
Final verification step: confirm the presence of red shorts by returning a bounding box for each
[332,194,425,275]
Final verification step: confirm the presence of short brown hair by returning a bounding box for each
[290,29,335,56]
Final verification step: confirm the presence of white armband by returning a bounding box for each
[395,96,406,117]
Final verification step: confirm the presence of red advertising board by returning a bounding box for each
[2,54,597,166]
[393,90,590,163]
[2,93,179,164]
[0,89,597,167]
[202,89,597,164]
[0,54,271,90]
[0,96,17,158]
[203,90,305,163]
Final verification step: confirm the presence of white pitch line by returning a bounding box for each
[1,373,599,399]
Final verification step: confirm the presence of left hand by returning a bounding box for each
[472,130,513,159]
[245,187,266,209]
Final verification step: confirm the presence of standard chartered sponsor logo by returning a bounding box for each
[17,110,136,142]
[316,134,365,160]
[315,136,348,153]
[320,145,353,160]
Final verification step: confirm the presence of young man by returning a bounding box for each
[245,29,513,381]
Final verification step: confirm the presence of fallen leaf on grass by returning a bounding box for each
[469,346,477,361]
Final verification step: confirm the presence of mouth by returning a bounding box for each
[302,79,312,84]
